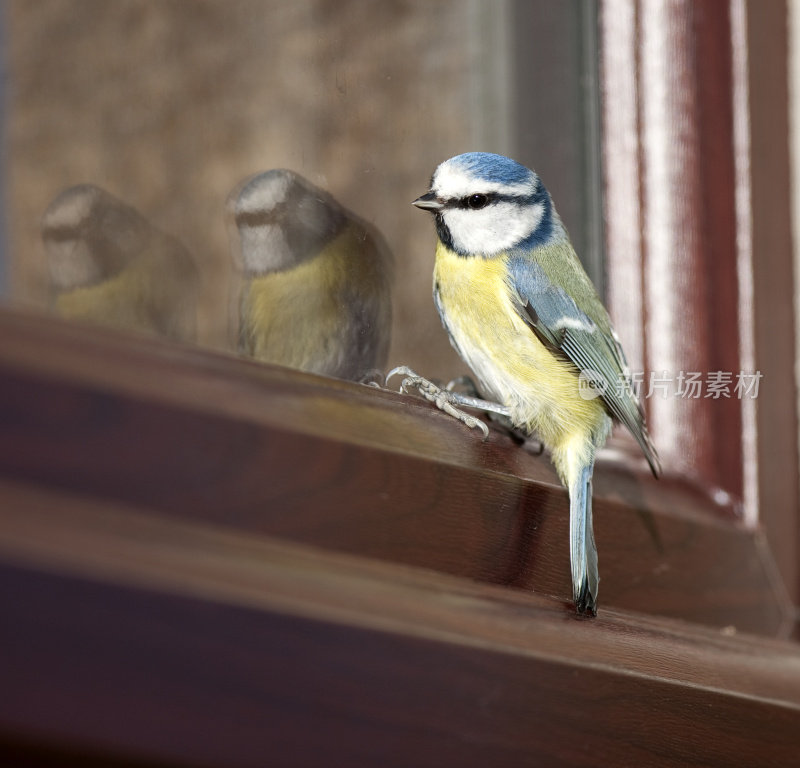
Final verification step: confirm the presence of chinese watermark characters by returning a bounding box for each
[578,370,763,401]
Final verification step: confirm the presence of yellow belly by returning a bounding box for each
[433,241,609,472]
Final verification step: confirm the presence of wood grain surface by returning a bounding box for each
[0,308,788,633]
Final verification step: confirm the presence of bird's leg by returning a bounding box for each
[386,366,510,440]
[446,374,540,449]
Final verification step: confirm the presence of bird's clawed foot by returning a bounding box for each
[386,366,490,439]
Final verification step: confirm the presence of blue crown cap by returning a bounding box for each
[450,152,535,186]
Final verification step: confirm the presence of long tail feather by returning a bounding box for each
[570,462,598,615]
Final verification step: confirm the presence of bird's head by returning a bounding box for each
[230,169,345,273]
[42,184,151,290]
[413,152,559,257]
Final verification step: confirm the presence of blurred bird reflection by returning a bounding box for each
[41,185,199,342]
[228,170,393,382]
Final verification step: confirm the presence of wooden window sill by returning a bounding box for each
[1,308,798,766]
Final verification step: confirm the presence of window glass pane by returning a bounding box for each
[1,0,601,384]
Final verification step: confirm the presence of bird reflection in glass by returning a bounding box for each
[228,169,393,382]
[41,184,199,343]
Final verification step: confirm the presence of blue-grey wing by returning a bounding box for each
[507,252,661,476]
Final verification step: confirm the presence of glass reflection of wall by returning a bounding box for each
[3,0,601,384]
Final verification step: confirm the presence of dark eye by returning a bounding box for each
[467,193,489,210]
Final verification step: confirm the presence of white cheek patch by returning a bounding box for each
[238,224,293,273]
[47,240,103,290]
[444,201,545,255]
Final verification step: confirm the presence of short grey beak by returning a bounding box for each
[412,192,444,211]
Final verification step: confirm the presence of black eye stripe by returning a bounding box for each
[43,225,81,242]
[235,205,288,228]
[448,192,538,210]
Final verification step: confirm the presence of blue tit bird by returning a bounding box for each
[229,169,393,382]
[404,151,660,615]
[41,184,199,342]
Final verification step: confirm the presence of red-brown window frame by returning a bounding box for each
[602,0,799,615]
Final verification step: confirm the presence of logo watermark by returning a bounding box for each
[578,370,763,401]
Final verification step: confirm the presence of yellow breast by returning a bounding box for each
[432,241,608,457]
